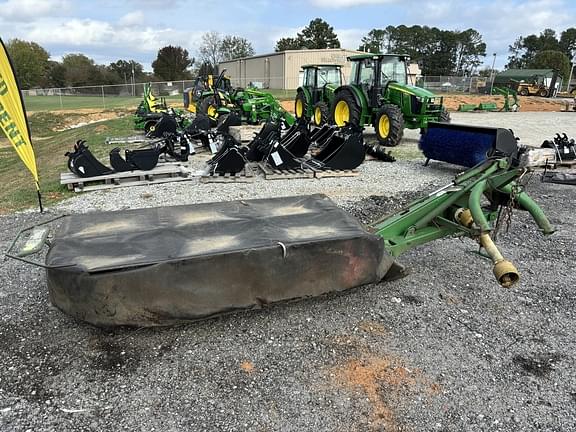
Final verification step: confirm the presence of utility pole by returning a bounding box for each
[489,53,497,91]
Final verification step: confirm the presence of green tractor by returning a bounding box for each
[330,54,449,147]
[294,64,342,126]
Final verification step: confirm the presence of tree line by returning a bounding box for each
[6,20,576,89]
[5,33,254,89]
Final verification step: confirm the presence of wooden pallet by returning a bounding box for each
[60,164,191,192]
[258,163,315,180]
[200,166,255,183]
[105,135,149,145]
[313,168,359,178]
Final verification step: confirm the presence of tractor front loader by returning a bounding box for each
[295,64,342,126]
[330,54,450,147]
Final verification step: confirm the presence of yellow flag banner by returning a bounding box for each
[0,37,42,211]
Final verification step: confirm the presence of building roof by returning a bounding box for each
[348,53,410,61]
[497,69,556,77]
[301,64,342,68]
[219,48,362,64]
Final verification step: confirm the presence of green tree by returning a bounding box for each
[530,50,571,80]
[560,28,576,60]
[274,18,340,51]
[454,29,486,75]
[61,54,100,86]
[152,45,193,80]
[297,18,340,49]
[45,61,66,87]
[275,37,303,52]
[108,60,145,83]
[5,39,50,89]
[220,36,255,61]
[358,29,389,53]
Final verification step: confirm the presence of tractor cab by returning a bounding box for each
[349,54,409,106]
[295,64,342,125]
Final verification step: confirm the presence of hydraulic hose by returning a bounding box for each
[500,184,555,235]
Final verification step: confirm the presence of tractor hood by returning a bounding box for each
[389,82,437,98]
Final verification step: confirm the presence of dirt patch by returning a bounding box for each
[240,360,255,374]
[332,355,440,430]
[279,94,565,114]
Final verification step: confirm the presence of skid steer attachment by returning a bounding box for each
[7,151,553,327]
[206,134,246,174]
[306,124,365,170]
[65,140,114,177]
[420,122,519,167]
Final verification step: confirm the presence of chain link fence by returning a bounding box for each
[23,74,542,112]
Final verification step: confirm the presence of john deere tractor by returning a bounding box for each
[331,54,449,146]
[295,64,342,126]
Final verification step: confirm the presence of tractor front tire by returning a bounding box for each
[331,92,361,127]
[295,91,308,120]
[538,88,549,97]
[312,101,329,126]
[518,88,529,96]
[144,120,157,134]
[374,104,404,147]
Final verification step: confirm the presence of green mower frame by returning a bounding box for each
[331,54,449,147]
[295,64,342,126]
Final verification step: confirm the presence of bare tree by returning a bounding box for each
[199,31,223,71]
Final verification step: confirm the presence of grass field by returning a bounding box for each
[0,112,135,213]
[23,89,295,112]
[22,94,185,112]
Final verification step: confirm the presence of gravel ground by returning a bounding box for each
[1,112,575,431]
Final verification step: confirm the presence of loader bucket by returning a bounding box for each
[419,122,519,167]
[311,128,365,170]
[41,195,395,327]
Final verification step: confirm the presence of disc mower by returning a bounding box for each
[7,143,554,327]
[330,54,450,147]
[294,64,342,126]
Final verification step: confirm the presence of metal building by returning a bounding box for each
[218,48,363,90]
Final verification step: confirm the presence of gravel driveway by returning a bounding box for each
[1,112,575,431]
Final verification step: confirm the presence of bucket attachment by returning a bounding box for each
[246,121,282,162]
[306,125,365,170]
[109,148,134,172]
[66,140,114,177]
[125,146,161,170]
[309,124,336,148]
[419,122,519,167]
[541,133,576,162]
[207,135,246,174]
[147,113,177,138]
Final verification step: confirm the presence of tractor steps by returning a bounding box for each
[60,164,191,193]
[200,166,255,183]
[258,163,315,180]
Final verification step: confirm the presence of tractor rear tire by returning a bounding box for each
[144,120,158,134]
[374,104,404,147]
[200,96,219,119]
[312,102,329,126]
[331,92,361,127]
[295,91,308,120]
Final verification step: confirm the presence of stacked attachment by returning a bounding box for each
[420,122,519,167]
[245,120,366,172]
[541,133,576,163]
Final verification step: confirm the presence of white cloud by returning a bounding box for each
[118,11,145,27]
[335,28,365,50]
[311,0,399,7]
[26,18,204,54]
[0,0,70,21]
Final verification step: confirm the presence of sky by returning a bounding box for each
[0,0,574,72]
